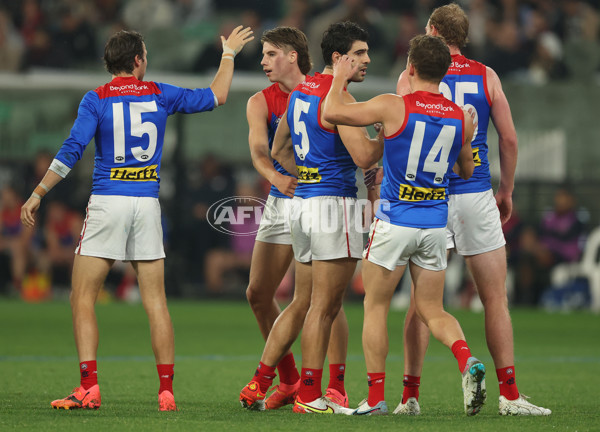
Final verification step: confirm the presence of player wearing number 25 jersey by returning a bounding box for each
[441,55,491,195]
[20,27,254,412]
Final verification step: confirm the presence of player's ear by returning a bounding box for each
[289,50,297,64]
[331,51,342,64]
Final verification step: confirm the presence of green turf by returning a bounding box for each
[1,300,598,431]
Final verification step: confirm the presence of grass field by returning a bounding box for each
[1,299,598,431]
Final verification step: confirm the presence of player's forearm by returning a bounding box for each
[209,56,235,106]
[497,136,517,193]
[272,150,297,177]
[30,169,63,200]
[251,151,282,183]
[323,77,346,124]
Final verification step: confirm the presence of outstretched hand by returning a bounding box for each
[333,55,359,82]
[221,25,254,56]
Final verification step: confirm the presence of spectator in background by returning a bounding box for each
[0,8,24,71]
[39,200,82,289]
[52,5,98,69]
[204,179,260,294]
[182,153,236,288]
[0,185,33,293]
[515,187,587,305]
[539,187,586,267]
[121,0,175,34]
[19,0,52,69]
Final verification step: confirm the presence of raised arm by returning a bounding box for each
[247,92,297,198]
[271,110,298,177]
[209,25,254,106]
[487,66,517,224]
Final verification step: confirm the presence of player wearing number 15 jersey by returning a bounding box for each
[323,34,484,416]
[20,27,254,412]
[396,3,550,416]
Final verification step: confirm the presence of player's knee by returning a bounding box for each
[246,282,268,308]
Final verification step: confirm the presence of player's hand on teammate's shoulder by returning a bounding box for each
[274,174,298,198]
[221,25,254,56]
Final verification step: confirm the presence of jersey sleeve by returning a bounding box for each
[157,82,216,115]
[53,91,99,174]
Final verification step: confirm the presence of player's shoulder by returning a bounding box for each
[247,90,268,116]
[448,54,487,75]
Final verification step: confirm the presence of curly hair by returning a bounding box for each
[321,21,369,66]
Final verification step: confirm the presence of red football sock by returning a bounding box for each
[367,372,386,406]
[277,353,300,385]
[402,375,420,403]
[327,363,346,394]
[80,360,97,390]
[255,362,277,393]
[496,366,519,400]
[451,340,472,373]
[298,368,322,402]
[157,364,174,394]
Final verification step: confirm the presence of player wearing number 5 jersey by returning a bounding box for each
[324,34,484,416]
[396,4,550,417]
[20,27,254,412]
[260,22,382,415]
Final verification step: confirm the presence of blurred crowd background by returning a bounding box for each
[1,0,599,311]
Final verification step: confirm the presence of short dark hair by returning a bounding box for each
[261,26,312,75]
[321,21,369,66]
[103,30,145,75]
[429,3,469,48]
[408,35,452,83]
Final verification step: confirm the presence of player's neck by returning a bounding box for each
[411,77,440,94]
[448,45,462,56]
[278,72,306,94]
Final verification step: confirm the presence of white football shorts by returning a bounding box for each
[446,189,506,256]
[289,196,363,263]
[364,218,447,271]
[255,195,292,245]
[75,194,166,261]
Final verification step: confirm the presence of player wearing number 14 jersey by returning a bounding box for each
[323,34,485,416]
[20,27,254,411]
[396,3,550,416]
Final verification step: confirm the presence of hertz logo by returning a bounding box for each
[399,184,445,201]
[297,166,321,183]
[472,147,481,167]
[110,165,158,181]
